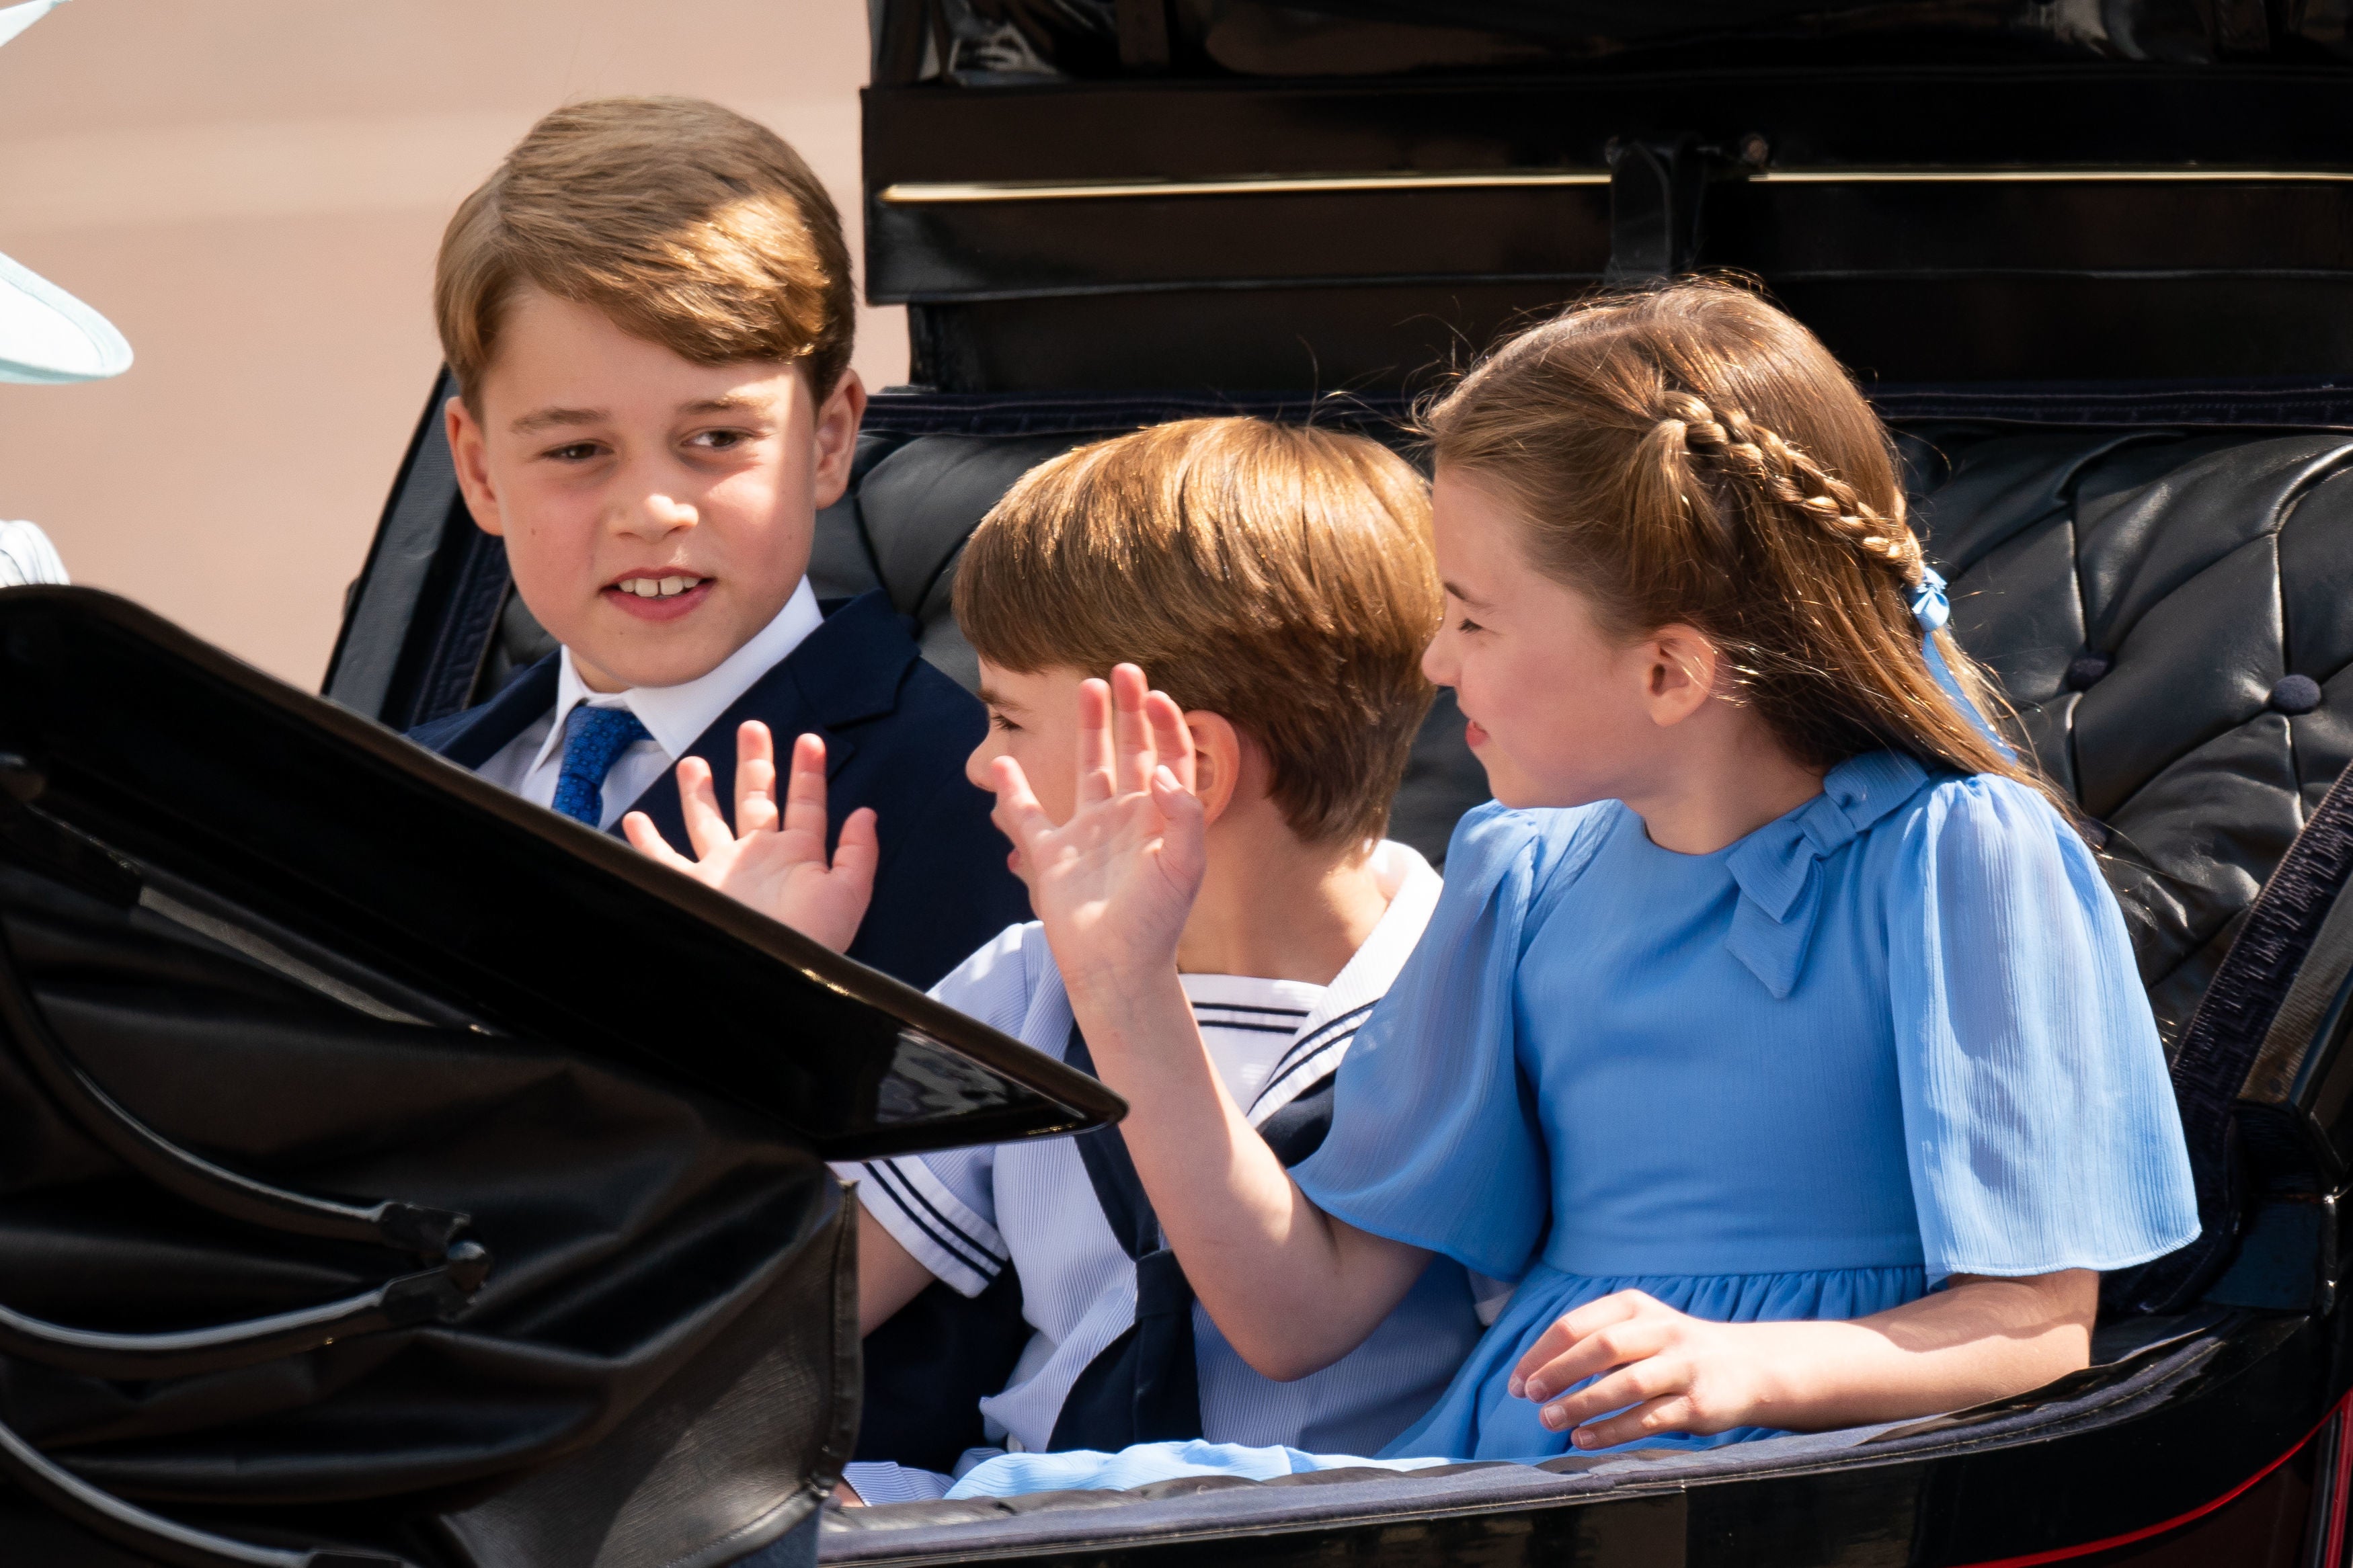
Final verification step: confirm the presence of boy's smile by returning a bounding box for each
[446,288,863,692]
[604,572,713,620]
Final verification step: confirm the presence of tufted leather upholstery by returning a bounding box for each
[1913,428,2353,1048]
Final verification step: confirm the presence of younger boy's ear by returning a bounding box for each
[810,370,868,509]
[1184,710,1246,827]
[444,396,505,538]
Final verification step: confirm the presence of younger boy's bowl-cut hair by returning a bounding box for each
[957,417,1440,848]
[436,96,852,403]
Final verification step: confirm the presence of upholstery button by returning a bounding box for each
[2270,674,2323,715]
[2065,651,2112,690]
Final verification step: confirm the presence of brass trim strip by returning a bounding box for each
[878,167,2353,205]
[878,171,1609,203]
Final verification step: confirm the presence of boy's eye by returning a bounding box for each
[688,428,753,451]
[545,442,604,462]
[1457,617,1485,634]
[990,712,1021,733]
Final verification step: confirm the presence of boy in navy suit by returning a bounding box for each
[407,97,1027,988]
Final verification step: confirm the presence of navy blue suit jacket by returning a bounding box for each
[407,590,1031,991]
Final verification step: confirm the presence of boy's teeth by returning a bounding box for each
[619,576,701,598]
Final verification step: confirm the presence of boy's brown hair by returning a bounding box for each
[436,97,852,405]
[955,417,1440,847]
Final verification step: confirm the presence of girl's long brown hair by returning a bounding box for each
[1421,278,2065,813]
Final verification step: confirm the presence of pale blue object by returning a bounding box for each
[1909,565,2013,756]
[0,0,134,386]
[943,1440,1454,1500]
[1288,755,2197,1461]
[0,0,65,51]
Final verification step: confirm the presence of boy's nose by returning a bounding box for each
[964,735,998,792]
[614,493,697,539]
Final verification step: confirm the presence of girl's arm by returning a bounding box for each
[1515,1270,2096,1447]
[991,667,1433,1380]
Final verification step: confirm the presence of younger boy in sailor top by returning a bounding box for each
[637,417,1494,1498]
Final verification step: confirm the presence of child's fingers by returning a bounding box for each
[676,755,734,860]
[832,807,881,901]
[1539,1354,1687,1434]
[1075,677,1115,804]
[735,721,779,835]
[1111,663,1155,797]
[621,811,692,870]
[779,733,830,854]
[1518,1314,1673,1406]
[1142,690,1196,796]
[990,755,1057,850]
[1570,1393,1700,1451]
[1511,1291,1648,1397]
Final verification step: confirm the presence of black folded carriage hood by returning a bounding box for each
[865,0,2353,394]
[0,587,1116,1568]
[0,586,1115,1160]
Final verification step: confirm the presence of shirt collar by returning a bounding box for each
[1242,839,1443,1123]
[1304,839,1443,1038]
[531,577,823,774]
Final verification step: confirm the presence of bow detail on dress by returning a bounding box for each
[1724,751,1930,999]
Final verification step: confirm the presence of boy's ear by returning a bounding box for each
[444,396,506,538]
[810,370,868,509]
[1183,710,1246,827]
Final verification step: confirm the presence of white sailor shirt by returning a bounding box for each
[840,841,1494,1471]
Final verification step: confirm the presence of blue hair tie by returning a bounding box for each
[1909,565,2013,757]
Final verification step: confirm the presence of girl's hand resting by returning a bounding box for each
[987,664,1207,995]
[1509,1271,2096,1449]
[621,720,879,954]
[1510,1290,1773,1448]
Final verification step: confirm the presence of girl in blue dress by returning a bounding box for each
[973,279,2198,1472]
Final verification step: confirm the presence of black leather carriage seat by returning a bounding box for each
[467,409,2353,1053]
[1907,427,2353,1046]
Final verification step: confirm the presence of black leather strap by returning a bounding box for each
[1047,1022,1341,1452]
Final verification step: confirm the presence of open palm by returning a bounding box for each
[623,722,877,954]
[990,665,1207,993]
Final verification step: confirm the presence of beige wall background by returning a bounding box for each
[0,0,899,688]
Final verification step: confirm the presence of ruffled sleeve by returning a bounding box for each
[1292,802,1609,1283]
[1886,776,2198,1283]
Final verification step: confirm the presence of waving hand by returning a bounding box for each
[989,664,1206,995]
[623,721,878,953]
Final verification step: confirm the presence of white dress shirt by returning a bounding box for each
[475,577,824,829]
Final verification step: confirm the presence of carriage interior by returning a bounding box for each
[301,1,2353,1559]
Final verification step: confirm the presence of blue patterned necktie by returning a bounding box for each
[551,704,652,827]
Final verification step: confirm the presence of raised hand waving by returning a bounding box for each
[987,664,1207,997]
[623,720,878,954]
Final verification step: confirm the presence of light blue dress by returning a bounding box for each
[1294,750,2199,1460]
[941,751,2198,1495]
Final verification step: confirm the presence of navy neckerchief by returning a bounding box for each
[1048,1021,1338,1454]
